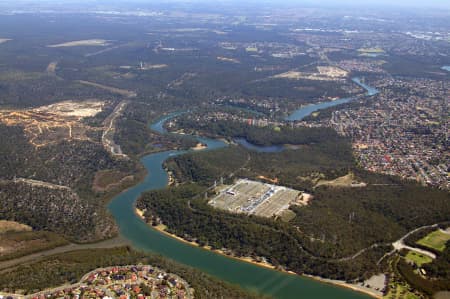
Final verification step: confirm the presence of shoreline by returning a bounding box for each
[134,208,277,271]
[192,143,207,151]
[134,208,382,299]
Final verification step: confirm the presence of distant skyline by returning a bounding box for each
[0,0,448,16]
[289,0,450,9]
[3,0,450,9]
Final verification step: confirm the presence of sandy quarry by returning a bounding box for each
[0,100,106,147]
[46,61,58,74]
[141,64,168,70]
[34,100,105,118]
[273,66,348,81]
[48,39,111,48]
[217,56,240,63]
[317,66,348,78]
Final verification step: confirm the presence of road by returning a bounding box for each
[335,223,440,263]
[377,224,439,265]
[102,100,129,158]
[0,236,129,272]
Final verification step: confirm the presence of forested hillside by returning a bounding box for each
[171,117,347,146]
[0,180,116,242]
[137,179,450,281]
[145,122,450,283]
[137,184,388,280]
[0,123,131,242]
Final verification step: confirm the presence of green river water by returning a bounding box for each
[107,113,373,299]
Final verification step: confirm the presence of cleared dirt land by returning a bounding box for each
[0,100,106,147]
[47,39,111,48]
[314,172,367,188]
[0,221,31,234]
[101,100,129,158]
[217,56,240,63]
[140,63,168,70]
[35,100,105,117]
[273,66,348,81]
[46,61,58,74]
[78,80,137,97]
[210,179,309,218]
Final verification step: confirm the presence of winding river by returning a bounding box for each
[286,77,379,121]
[108,113,373,299]
[237,78,379,152]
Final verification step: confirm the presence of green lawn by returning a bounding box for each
[385,283,420,299]
[405,250,433,267]
[417,230,450,252]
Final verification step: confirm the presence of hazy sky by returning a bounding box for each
[5,0,450,9]
[224,0,450,9]
[301,0,449,8]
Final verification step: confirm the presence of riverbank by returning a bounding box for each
[134,208,382,299]
[306,275,383,299]
[108,112,375,299]
[286,76,379,121]
[192,143,207,151]
[134,208,288,271]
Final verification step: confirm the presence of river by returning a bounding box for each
[286,77,379,121]
[237,78,379,152]
[108,113,373,299]
[234,137,285,153]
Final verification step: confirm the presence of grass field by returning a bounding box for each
[385,283,420,299]
[0,231,68,261]
[404,250,432,267]
[0,70,45,81]
[93,170,133,192]
[314,172,366,188]
[416,229,450,252]
[0,220,32,234]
